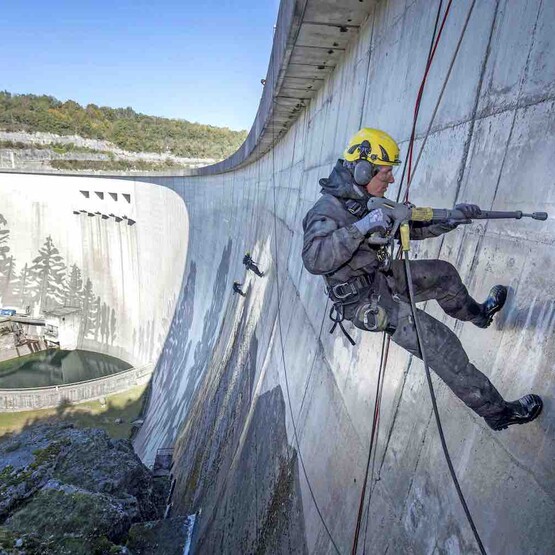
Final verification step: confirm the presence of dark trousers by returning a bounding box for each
[352,259,507,418]
[246,262,263,277]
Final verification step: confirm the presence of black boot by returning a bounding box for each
[474,285,508,328]
[485,394,543,431]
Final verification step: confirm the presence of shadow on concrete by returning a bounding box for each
[166,276,307,553]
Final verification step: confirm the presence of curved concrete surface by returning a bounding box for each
[2,0,555,553]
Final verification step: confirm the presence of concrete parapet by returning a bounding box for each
[0,363,154,412]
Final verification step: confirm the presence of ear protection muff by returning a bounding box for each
[353,160,379,185]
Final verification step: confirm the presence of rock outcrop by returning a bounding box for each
[0,423,176,554]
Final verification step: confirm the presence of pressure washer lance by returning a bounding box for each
[366,197,548,251]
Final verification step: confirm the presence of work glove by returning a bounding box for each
[443,203,481,227]
[443,219,469,230]
[455,203,481,219]
[353,209,393,236]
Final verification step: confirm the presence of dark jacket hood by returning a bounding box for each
[319,160,369,201]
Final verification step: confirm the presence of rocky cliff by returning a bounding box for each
[0,423,185,555]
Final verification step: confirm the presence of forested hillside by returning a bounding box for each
[0,92,247,159]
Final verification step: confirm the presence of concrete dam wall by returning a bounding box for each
[2,0,554,553]
[132,0,555,552]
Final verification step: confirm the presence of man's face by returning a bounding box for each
[365,166,395,197]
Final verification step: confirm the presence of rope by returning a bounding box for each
[405,0,478,190]
[398,1,487,551]
[396,0,451,203]
[403,0,454,200]
[354,1,488,553]
[351,333,390,555]
[403,254,487,555]
[268,0,483,552]
[353,1,448,552]
[393,0,488,552]
[361,334,390,554]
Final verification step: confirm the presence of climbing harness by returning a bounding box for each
[329,303,356,346]
[326,274,374,345]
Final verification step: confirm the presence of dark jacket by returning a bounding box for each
[302,160,454,286]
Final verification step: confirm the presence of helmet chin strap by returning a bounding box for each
[353,159,380,186]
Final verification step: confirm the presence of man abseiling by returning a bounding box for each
[301,128,542,431]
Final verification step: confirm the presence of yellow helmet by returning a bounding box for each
[343,128,401,166]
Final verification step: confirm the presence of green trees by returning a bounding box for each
[0,91,247,159]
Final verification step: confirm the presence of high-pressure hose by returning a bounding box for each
[402,242,488,555]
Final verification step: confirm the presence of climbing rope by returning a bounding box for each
[395,0,452,203]
[353,1,488,554]
[351,333,389,555]
[400,1,487,553]
[406,0,478,191]
[266,0,484,552]
[404,253,487,555]
[353,1,448,553]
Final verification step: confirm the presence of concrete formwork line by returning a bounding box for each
[487,0,544,211]
[409,0,480,192]
[437,0,541,325]
[271,44,343,548]
[357,7,377,130]
[452,0,500,199]
[295,301,330,421]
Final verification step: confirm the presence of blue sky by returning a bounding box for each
[1,0,280,130]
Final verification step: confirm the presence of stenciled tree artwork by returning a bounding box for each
[0,255,18,305]
[79,278,96,343]
[110,307,117,345]
[0,214,12,303]
[29,235,67,311]
[92,296,101,342]
[63,263,83,308]
[100,302,110,344]
[0,223,118,348]
[0,214,9,258]
[12,263,32,312]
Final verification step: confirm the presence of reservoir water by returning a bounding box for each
[0,349,132,389]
